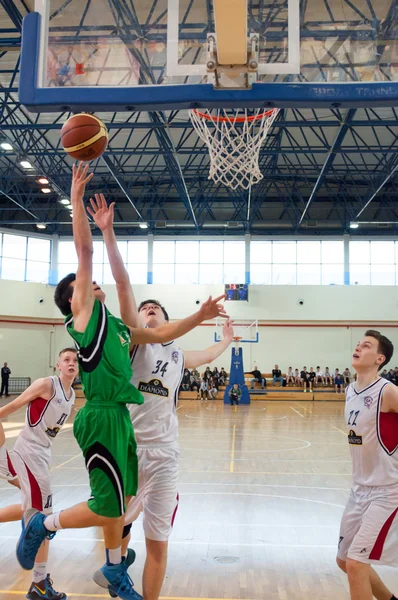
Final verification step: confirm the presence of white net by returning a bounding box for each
[188,108,280,190]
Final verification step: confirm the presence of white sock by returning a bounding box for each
[106,546,122,565]
[44,512,63,532]
[32,562,47,584]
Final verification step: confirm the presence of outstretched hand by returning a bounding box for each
[71,162,94,202]
[222,318,234,341]
[87,193,115,232]
[198,295,228,321]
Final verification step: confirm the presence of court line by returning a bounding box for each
[295,402,310,412]
[52,453,82,470]
[290,407,304,418]
[179,469,351,476]
[0,538,339,549]
[332,425,347,436]
[230,424,236,473]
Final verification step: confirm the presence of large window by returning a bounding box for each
[58,240,148,284]
[350,241,396,285]
[152,240,246,284]
[250,240,344,285]
[0,233,51,282]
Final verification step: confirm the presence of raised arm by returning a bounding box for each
[87,194,140,328]
[0,378,52,420]
[184,319,234,368]
[131,295,228,345]
[70,162,95,333]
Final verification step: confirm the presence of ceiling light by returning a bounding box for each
[41,188,51,194]
[139,222,148,229]
[36,223,47,230]
[60,198,70,205]
[1,142,13,151]
[20,160,33,169]
[350,222,359,229]
[38,177,49,184]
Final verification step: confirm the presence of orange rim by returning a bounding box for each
[191,109,277,123]
[233,336,243,341]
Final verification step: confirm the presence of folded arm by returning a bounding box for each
[0,378,53,419]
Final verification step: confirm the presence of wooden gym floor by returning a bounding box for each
[1,399,398,600]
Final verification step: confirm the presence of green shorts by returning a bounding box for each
[73,403,138,518]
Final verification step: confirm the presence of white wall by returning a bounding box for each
[1,279,398,380]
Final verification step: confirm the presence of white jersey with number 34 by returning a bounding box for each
[129,342,185,447]
[345,378,398,486]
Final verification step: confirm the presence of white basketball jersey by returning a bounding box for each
[345,378,398,486]
[129,341,185,446]
[16,376,75,451]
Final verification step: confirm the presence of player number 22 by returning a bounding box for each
[347,410,360,427]
[152,360,169,377]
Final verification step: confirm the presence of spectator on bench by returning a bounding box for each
[286,367,295,386]
[249,366,266,389]
[335,369,344,393]
[324,367,333,386]
[181,369,191,391]
[219,367,228,386]
[200,378,209,400]
[294,368,301,386]
[212,367,220,388]
[343,367,352,386]
[208,376,218,400]
[190,368,200,396]
[203,366,213,381]
[272,364,284,387]
[308,367,316,390]
[301,366,311,392]
[315,366,325,387]
[229,383,242,406]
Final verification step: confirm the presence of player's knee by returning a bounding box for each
[345,558,367,580]
[146,538,168,562]
[336,556,347,573]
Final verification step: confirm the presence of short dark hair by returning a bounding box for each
[365,330,394,370]
[54,273,76,316]
[59,347,77,357]
[138,299,169,321]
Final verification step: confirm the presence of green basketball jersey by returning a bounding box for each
[65,299,143,406]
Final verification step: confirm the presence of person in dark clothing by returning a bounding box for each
[1,363,11,397]
[180,369,191,391]
[219,368,228,385]
[229,383,242,406]
[249,366,266,389]
[301,366,311,392]
[272,364,284,387]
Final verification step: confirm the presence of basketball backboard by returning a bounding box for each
[19,0,398,112]
[214,319,258,344]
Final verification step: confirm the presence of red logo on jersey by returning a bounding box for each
[364,396,373,409]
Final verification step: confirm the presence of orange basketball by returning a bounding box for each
[61,113,108,161]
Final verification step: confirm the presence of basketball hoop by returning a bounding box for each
[189,108,279,190]
[233,336,242,355]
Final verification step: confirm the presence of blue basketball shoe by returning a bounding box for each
[16,509,56,570]
[93,552,141,600]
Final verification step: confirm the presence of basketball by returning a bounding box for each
[61,113,108,161]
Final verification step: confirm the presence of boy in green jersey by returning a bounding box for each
[16,163,227,600]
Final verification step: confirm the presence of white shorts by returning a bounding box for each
[0,446,18,481]
[338,483,398,566]
[12,441,53,515]
[124,445,179,542]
